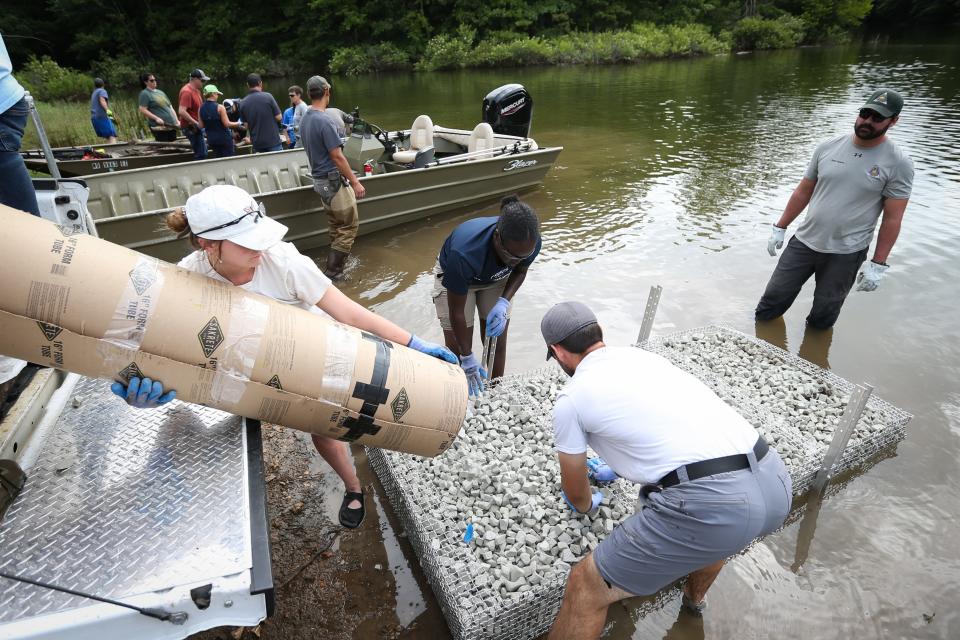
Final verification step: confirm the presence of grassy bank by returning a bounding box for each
[23,99,148,149]
[330,23,734,75]
[329,19,808,75]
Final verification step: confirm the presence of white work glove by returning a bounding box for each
[856,261,888,292]
[767,224,786,256]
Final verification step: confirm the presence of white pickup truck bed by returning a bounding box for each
[0,374,273,639]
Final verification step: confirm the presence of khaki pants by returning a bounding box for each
[431,260,509,331]
[314,181,359,253]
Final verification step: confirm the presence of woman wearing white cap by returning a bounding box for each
[111,184,457,529]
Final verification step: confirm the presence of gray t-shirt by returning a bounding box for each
[238,90,282,151]
[292,101,309,132]
[795,134,914,254]
[324,107,353,137]
[300,108,344,179]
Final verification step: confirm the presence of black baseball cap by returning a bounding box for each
[541,301,598,360]
[861,89,903,118]
[190,68,210,81]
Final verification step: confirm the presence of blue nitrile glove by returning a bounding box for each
[485,297,511,338]
[586,457,619,483]
[855,260,888,292]
[459,353,487,397]
[767,224,786,256]
[561,488,604,513]
[110,376,176,409]
[407,334,458,364]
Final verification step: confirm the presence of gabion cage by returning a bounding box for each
[368,326,912,640]
[640,325,912,495]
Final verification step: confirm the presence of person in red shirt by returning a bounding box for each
[178,68,208,159]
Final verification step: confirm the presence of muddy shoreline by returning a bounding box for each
[191,425,450,640]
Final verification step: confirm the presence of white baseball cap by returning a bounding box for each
[185,185,287,250]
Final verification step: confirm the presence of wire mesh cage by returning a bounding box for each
[368,326,912,640]
[639,325,912,494]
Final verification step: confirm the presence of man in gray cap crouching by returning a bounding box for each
[542,301,792,639]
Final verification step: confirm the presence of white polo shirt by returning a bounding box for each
[178,241,331,314]
[553,346,759,485]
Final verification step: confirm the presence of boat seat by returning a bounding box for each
[393,115,434,163]
[467,122,495,159]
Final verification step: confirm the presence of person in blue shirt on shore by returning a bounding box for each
[0,34,40,217]
[281,105,295,148]
[89,78,117,143]
[432,195,541,395]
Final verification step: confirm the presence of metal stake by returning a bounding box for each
[25,92,61,180]
[482,336,498,374]
[811,383,873,494]
[636,285,662,344]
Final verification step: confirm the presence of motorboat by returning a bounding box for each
[80,84,561,262]
[22,139,252,177]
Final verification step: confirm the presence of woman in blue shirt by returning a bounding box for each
[199,84,243,158]
[432,195,541,395]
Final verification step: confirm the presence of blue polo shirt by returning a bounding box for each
[438,216,541,295]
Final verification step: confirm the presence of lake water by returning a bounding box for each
[225,44,960,638]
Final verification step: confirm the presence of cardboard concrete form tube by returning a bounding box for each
[0,205,467,457]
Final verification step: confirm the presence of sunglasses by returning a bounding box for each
[147,78,157,82]
[194,201,265,235]
[495,230,536,262]
[288,94,296,97]
[858,108,889,123]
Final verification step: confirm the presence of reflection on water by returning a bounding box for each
[324,43,960,639]
[756,319,834,369]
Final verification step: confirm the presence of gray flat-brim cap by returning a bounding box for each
[541,301,598,360]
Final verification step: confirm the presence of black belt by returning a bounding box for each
[656,436,769,491]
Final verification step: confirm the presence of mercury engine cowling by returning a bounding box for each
[482,84,533,139]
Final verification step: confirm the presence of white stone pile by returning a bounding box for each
[383,366,635,601]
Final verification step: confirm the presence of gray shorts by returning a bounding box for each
[593,448,792,596]
[431,260,509,331]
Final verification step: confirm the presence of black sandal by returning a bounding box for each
[338,489,365,529]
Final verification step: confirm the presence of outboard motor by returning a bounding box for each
[482,84,533,138]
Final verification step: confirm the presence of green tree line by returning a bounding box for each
[3,0,958,94]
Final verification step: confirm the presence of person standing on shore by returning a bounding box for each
[199,85,243,158]
[138,72,178,142]
[286,85,308,147]
[89,77,117,144]
[111,185,457,529]
[177,69,209,159]
[0,34,40,217]
[238,73,283,153]
[756,89,914,329]
[0,34,40,392]
[299,75,365,279]
[432,196,541,395]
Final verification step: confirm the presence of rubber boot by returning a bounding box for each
[323,249,350,280]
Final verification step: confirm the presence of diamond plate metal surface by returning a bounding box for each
[0,376,250,622]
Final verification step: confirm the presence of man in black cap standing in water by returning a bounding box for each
[756,88,915,329]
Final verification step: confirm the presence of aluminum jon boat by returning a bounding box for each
[81,85,561,262]
[22,139,253,177]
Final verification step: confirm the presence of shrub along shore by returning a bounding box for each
[21,18,810,104]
